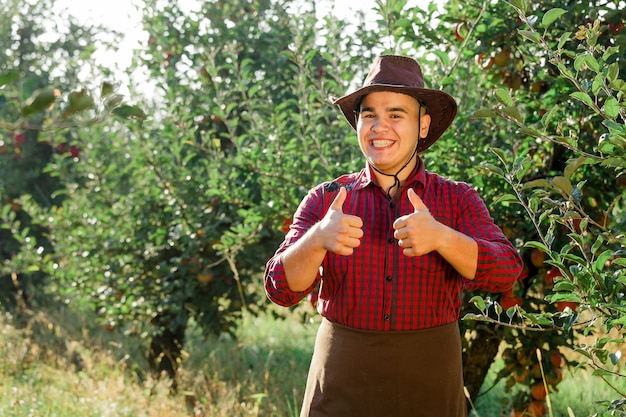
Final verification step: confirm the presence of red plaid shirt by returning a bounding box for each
[265,159,523,330]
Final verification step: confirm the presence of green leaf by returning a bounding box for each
[62,89,95,118]
[541,106,558,127]
[494,88,514,106]
[508,0,527,14]
[502,106,524,124]
[0,70,20,87]
[613,258,626,267]
[22,88,57,117]
[591,74,603,96]
[518,127,542,138]
[522,179,551,189]
[564,157,593,179]
[494,193,519,204]
[574,54,599,72]
[518,29,542,43]
[112,105,147,120]
[101,81,114,97]
[586,55,600,72]
[551,176,573,196]
[490,147,508,163]
[547,292,581,303]
[603,97,619,120]
[557,32,571,49]
[609,79,626,94]
[104,94,124,110]
[606,62,619,82]
[432,50,450,66]
[469,295,486,312]
[594,250,614,272]
[570,92,595,108]
[542,8,567,28]
[524,240,549,252]
[472,109,497,118]
[481,163,504,176]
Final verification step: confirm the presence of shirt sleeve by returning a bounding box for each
[264,186,325,307]
[456,186,524,293]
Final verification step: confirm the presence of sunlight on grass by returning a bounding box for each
[471,357,625,417]
[0,304,622,417]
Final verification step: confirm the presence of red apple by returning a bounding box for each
[454,22,467,42]
[197,271,213,284]
[530,249,545,267]
[530,382,547,400]
[527,400,547,416]
[500,294,522,310]
[281,217,292,233]
[14,132,25,145]
[556,301,578,312]
[550,351,563,368]
[545,268,561,284]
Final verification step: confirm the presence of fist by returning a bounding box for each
[318,187,363,255]
[393,189,442,256]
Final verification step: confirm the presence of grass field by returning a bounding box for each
[0,303,623,417]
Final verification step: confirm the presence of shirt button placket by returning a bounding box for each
[383,201,395,328]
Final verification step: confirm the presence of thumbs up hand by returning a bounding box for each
[393,188,443,257]
[317,187,364,256]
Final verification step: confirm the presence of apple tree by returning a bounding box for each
[42,0,381,380]
[381,0,626,414]
[0,0,141,318]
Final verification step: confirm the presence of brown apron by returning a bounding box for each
[300,318,467,417]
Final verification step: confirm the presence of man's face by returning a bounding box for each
[356,91,431,176]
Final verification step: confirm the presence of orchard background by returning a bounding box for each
[1,0,625,416]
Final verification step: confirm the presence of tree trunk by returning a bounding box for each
[462,322,502,411]
[148,314,188,390]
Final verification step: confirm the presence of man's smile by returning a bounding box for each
[370,139,395,148]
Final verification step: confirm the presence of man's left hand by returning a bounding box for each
[393,188,443,257]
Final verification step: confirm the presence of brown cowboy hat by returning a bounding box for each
[333,55,458,153]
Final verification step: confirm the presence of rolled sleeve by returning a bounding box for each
[264,185,326,307]
[465,237,523,292]
[264,253,319,307]
[457,187,523,293]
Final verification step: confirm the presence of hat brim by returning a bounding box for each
[333,85,457,153]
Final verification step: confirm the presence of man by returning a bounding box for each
[264,55,523,417]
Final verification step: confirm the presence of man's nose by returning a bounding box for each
[371,117,388,132]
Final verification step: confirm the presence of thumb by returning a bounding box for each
[330,187,347,213]
[408,188,428,212]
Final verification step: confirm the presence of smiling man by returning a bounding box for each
[264,55,523,417]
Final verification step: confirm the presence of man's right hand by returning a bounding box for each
[317,187,363,256]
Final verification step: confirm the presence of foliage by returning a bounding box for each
[368,0,625,414]
[29,0,382,377]
[0,0,143,314]
[422,0,626,414]
[2,0,625,414]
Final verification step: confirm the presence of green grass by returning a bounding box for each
[470,357,625,417]
[0,303,623,417]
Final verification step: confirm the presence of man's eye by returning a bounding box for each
[362,113,375,119]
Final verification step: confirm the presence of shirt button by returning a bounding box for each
[386,275,392,282]
[388,238,394,244]
[384,314,390,320]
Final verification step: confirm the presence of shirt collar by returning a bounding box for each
[361,157,427,190]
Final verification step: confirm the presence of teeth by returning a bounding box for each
[372,140,394,147]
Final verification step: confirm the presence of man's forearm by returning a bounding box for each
[437,224,478,280]
[282,223,328,292]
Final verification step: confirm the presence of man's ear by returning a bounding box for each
[419,114,431,139]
